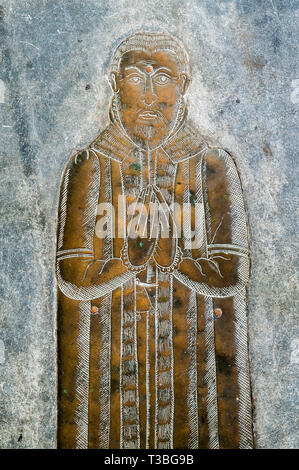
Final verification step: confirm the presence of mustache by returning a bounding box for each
[135,108,168,124]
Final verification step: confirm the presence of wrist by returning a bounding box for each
[155,246,183,273]
[120,240,148,273]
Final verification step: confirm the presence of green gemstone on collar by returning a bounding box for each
[139,241,143,247]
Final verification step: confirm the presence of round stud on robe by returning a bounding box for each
[91,305,99,314]
[214,308,222,318]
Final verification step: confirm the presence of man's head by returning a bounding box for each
[109,32,190,149]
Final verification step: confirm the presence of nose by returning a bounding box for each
[140,76,158,107]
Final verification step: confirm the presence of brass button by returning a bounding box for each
[214,308,222,318]
[91,306,99,314]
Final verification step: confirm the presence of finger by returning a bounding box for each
[136,189,147,231]
[149,194,160,240]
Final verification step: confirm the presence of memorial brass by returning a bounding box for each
[56,32,252,449]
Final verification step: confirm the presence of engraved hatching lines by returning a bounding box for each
[219,150,249,289]
[56,267,135,301]
[208,249,248,258]
[219,150,248,248]
[182,159,192,258]
[57,248,93,257]
[234,288,253,449]
[91,122,133,163]
[133,278,141,449]
[56,253,93,261]
[208,243,248,253]
[139,148,145,189]
[154,269,159,449]
[195,155,206,257]
[205,297,219,449]
[155,271,174,449]
[57,162,71,250]
[118,159,127,241]
[103,158,113,259]
[172,264,247,298]
[145,308,150,448]
[120,285,124,449]
[186,290,199,449]
[120,280,140,449]
[202,151,212,246]
[82,150,101,251]
[169,274,175,450]
[98,293,112,448]
[172,150,249,297]
[163,120,207,163]
[74,301,91,449]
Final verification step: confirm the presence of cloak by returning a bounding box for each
[56,106,252,449]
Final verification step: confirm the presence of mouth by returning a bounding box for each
[137,111,158,121]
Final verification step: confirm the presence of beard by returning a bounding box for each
[125,111,170,148]
[132,114,168,143]
[112,94,185,149]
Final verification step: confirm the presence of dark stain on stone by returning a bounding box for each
[158,102,167,110]
[262,142,273,157]
[272,35,281,53]
[207,166,216,175]
[236,98,240,104]
[200,414,207,424]
[1,46,36,177]
[244,55,267,72]
[189,189,196,206]
[173,297,182,309]
[216,354,233,375]
[0,5,4,21]
[18,433,23,442]
[85,84,91,90]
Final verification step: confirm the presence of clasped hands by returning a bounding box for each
[121,184,181,272]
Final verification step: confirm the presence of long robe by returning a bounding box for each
[56,113,252,449]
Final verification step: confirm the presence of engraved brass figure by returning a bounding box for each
[56,32,252,449]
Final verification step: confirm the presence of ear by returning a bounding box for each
[109,72,120,93]
[179,72,190,95]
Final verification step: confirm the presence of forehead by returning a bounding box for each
[119,49,179,74]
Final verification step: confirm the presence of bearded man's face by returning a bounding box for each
[114,49,186,149]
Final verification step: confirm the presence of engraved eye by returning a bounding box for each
[153,74,171,85]
[127,75,142,84]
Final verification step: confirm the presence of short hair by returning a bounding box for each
[110,31,190,76]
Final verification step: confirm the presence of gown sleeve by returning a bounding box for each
[173,148,250,297]
[56,149,134,301]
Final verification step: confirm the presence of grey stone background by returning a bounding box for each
[0,0,298,449]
